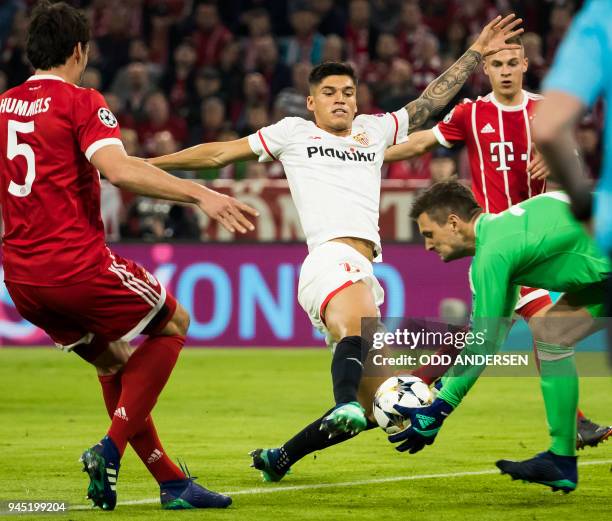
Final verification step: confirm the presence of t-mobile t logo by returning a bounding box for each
[490,141,514,171]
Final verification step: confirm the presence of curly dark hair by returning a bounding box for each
[410,181,482,224]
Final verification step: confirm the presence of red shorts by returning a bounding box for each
[5,252,177,349]
[515,286,552,319]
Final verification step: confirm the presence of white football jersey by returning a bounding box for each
[248,110,409,258]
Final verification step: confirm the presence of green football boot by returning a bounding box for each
[320,401,367,438]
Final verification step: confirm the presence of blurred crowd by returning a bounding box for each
[0,0,601,241]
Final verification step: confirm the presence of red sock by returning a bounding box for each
[98,373,185,482]
[107,335,184,456]
[129,418,185,482]
[98,373,122,417]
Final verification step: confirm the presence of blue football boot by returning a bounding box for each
[496,451,578,493]
[160,462,232,509]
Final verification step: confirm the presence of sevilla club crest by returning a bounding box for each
[352,132,370,146]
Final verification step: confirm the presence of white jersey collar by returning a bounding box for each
[27,74,66,82]
[489,90,528,112]
[314,121,354,139]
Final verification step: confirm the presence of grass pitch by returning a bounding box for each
[0,347,610,521]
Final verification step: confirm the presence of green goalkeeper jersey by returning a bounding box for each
[470,191,610,322]
[438,192,610,409]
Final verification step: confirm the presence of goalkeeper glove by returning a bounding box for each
[388,398,454,453]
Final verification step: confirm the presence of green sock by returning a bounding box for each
[537,342,578,457]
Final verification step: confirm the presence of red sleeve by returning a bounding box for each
[73,88,123,162]
[432,101,470,147]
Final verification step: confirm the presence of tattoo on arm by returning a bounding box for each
[405,49,482,132]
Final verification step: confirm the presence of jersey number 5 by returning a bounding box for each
[7,119,36,198]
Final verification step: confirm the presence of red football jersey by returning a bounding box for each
[0,75,123,285]
[433,90,545,213]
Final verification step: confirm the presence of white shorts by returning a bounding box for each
[298,242,385,344]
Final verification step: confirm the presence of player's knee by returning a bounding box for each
[92,341,134,375]
[328,311,376,342]
[165,303,190,336]
[323,281,378,341]
[530,320,553,344]
[326,304,377,341]
[345,319,365,338]
[175,304,190,335]
[530,321,571,347]
[327,318,361,343]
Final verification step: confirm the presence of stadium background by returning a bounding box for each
[0,0,596,346]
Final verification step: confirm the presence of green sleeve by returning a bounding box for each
[439,252,518,408]
[470,251,519,320]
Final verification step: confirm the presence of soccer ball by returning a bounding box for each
[372,376,434,434]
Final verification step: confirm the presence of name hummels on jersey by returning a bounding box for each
[0,97,52,117]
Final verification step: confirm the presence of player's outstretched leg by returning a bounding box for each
[525,302,612,449]
[317,336,369,437]
[97,375,231,510]
[321,291,375,436]
[317,281,378,438]
[94,342,188,485]
[496,451,577,493]
[250,409,376,482]
[81,306,190,510]
[83,321,231,509]
[99,370,192,482]
[497,339,579,493]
